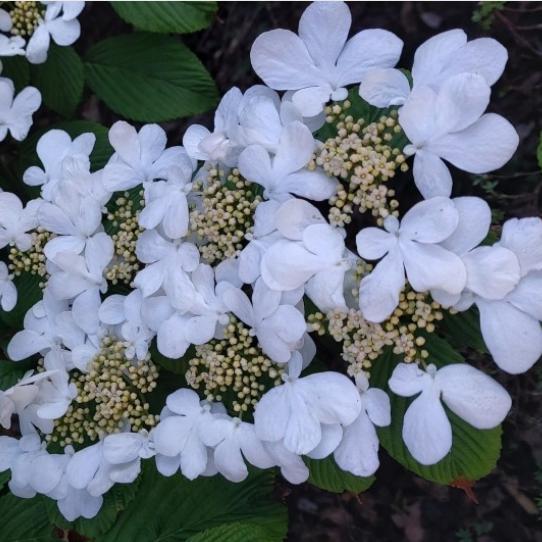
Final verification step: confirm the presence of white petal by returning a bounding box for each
[400,197,459,243]
[478,299,542,374]
[103,433,144,464]
[274,122,314,176]
[307,423,343,459]
[66,444,101,489]
[436,364,511,429]
[500,217,542,275]
[98,294,126,325]
[238,145,272,188]
[507,271,542,321]
[412,150,453,199]
[179,433,208,480]
[402,390,452,465]
[336,29,403,87]
[462,246,520,300]
[388,363,430,397]
[359,68,410,107]
[253,385,290,443]
[214,437,248,483]
[108,121,140,165]
[138,124,167,165]
[8,330,50,360]
[402,240,466,294]
[250,29,323,90]
[275,198,325,240]
[355,227,396,261]
[399,85,437,145]
[359,248,405,323]
[441,196,491,255]
[291,86,332,117]
[429,113,519,174]
[152,416,191,457]
[364,388,391,427]
[157,314,190,359]
[264,440,309,484]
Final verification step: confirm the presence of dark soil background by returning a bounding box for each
[77,2,542,541]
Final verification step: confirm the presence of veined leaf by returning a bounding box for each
[305,456,375,493]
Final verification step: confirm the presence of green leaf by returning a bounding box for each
[371,342,502,485]
[305,456,374,494]
[186,521,281,542]
[439,308,487,354]
[0,359,34,389]
[1,56,30,92]
[30,44,84,117]
[18,120,113,180]
[111,1,217,34]
[0,494,57,541]
[85,33,218,122]
[101,463,287,542]
[0,272,42,330]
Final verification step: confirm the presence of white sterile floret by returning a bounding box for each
[238,121,337,202]
[98,289,154,361]
[0,192,40,251]
[134,229,200,303]
[0,261,17,311]
[103,121,187,192]
[151,389,223,480]
[206,416,275,482]
[261,198,354,312]
[250,1,403,116]
[0,35,25,61]
[8,291,84,370]
[0,77,41,141]
[138,148,194,239]
[253,355,361,455]
[26,1,85,64]
[388,362,511,465]
[360,28,508,107]
[400,73,518,199]
[23,129,96,201]
[333,373,390,477]
[355,197,466,323]
[221,277,306,363]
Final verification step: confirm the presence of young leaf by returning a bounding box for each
[85,33,218,122]
[305,456,375,494]
[111,1,217,34]
[30,44,84,118]
[371,340,502,485]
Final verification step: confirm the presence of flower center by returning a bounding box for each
[8,1,44,37]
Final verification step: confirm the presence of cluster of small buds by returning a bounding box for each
[105,191,143,285]
[7,1,43,37]
[190,169,262,265]
[46,337,158,447]
[309,289,445,376]
[186,316,283,416]
[316,102,407,227]
[8,228,53,287]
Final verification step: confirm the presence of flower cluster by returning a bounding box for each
[0,1,538,523]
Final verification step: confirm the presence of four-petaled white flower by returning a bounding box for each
[356,197,466,323]
[0,77,41,142]
[389,362,511,465]
[0,192,40,251]
[250,1,403,116]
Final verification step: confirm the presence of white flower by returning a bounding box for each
[400,73,518,198]
[0,262,17,311]
[250,1,402,116]
[8,291,84,368]
[183,87,244,166]
[355,197,466,323]
[152,389,222,480]
[56,486,103,522]
[359,29,507,107]
[222,277,306,363]
[0,78,41,141]
[334,373,390,477]
[99,290,154,361]
[206,416,275,482]
[23,129,96,201]
[38,187,104,260]
[261,199,353,311]
[0,192,40,251]
[138,149,194,239]
[254,356,361,455]
[238,121,337,202]
[263,440,309,484]
[134,229,200,303]
[26,1,85,64]
[0,34,25,59]
[388,362,511,465]
[103,121,187,192]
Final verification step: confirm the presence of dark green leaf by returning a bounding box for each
[0,359,34,389]
[30,44,84,117]
[439,308,487,354]
[305,456,374,494]
[111,1,217,34]
[0,494,57,541]
[1,56,30,92]
[101,462,287,542]
[85,33,218,122]
[186,521,281,542]
[371,343,502,485]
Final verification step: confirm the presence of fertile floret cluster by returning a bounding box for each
[8,227,52,284]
